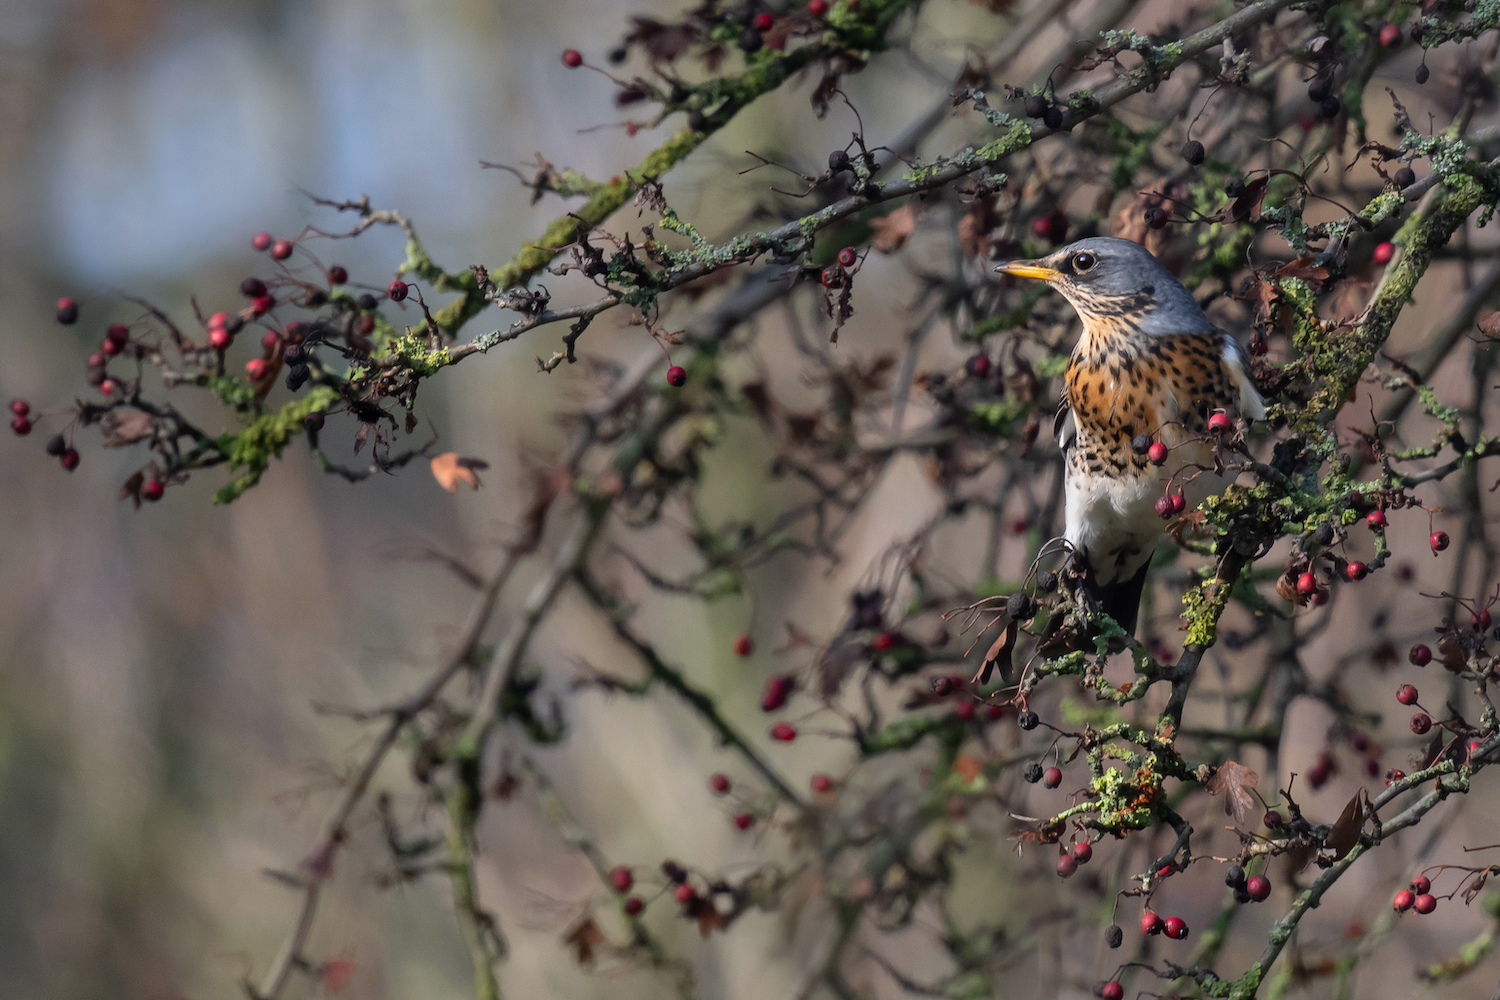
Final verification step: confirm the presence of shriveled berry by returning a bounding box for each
[1147,441,1169,465]
[1100,982,1124,1000]
[327,265,348,285]
[966,354,992,378]
[734,634,753,657]
[1038,570,1058,593]
[1393,889,1415,912]
[1141,910,1163,935]
[1041,104,1063,129]
[1181,140,1205,165]
[1024,761,1044,783]
[1131,433,1152,454]
[1373,241,1395,265]
[1007,592,1034,620]
[828,150,851,173]
[245,359,268,380]
[709,773,730,794]
[60,447,80,471]
[1395,166,1417,187]
[1072,842,1092,864]
[56,297,79,324]
[811,773,834,793]
[1366,510,1388,529]
[1415,64,1429,85]
[1155,495,1175,519]
[609,866,633,892]
[1410,644,1432,666]
[1055,854,1077,878]
[1246,875,1271,901]
[1017,710,1039,730]
[1379,23,1402,47]
[561,49,583,68]
[1164,916,1188,940]
[733,812,754,830]
[1224,176,1246,198]
[1024,94,1047,118]
[1413,893,1437,914]
[387,280,408,301]
[1410,713,1432,735]
[1411,875,1431,894]
[739,27,763,52]
[44,434,66,456]
[1104,925,1123,949]
[1396,684,1419,705]
[931,675,955,697]
[770,722,796,742]
[1431,531,1449,552]
[834,247,858,268]
[820,266,841,288]
[1042,767,1062,788]
[1264,809,1283,828]
[1320,96,1341,119]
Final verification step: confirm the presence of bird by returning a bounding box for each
[997,237,1264,636]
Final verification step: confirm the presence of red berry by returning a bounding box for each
[836,247,857,267]
[270,239,294,261]
[752,13,773,30]
[1169,493,1186,514]
[1365,757,1381,777]
[666,365,687,387]
[1297,572,1318,595]
[251,294,275,316]
[10,415,32,436]
[811,774,834,793]
[733,634,753,657]
[1042,767,1062,788]
[1414,893,1437,914]
[1397,684,1419,705]
[1155,495,1175,519]
[142,479,164,502]
[623,895,644,916]
[9,399,29,417]
[761,674,793,712]
[101,338,122,357]
[1141,910,1163,935]
[1164,916,1188,940]
[733,812,754,830]
[609,866,633,892]
[1387,768,1406,784]
[240,277,267,298]
[387,280,408,302]
[1100,983,1124,1000]
[562,49,583,68]
[709,773,730,794]
[1031,215,1055,240]
[1410,644,1432,666]
[807,0,829,14]
[262,331,282,351]
[1055,854,1077,878]
[208,328,232,350]
[1072,842,1093,864]
[1473,608,1492,631]
[965,354,991,378]
[674,883,696,904]
[1345,561,1367,581]
[60,448,80,471]
[1410,713,1432,735]
[1379,23,1402,48]
[1431,531,1450,552]
[252,232,273,251]
[770,722,796,742]
[820,266,841,288]
[872,631,898,652]
[327,265,348,285]
[1373,241,1395,265]
[357,314,376,335]
[954,700,975,722]
[1263,810,1283,828]
[56,297,79,324]
[1311,589,1329,606]
[1366,510,1388,529]
[1246,875,1271,901]
[1147,441,1169,465]
[1393,889,1415,912]
[985,704,1004,721]
[1208,411,1232,432]
[245,359,268,380]
[1411,876,1431,894]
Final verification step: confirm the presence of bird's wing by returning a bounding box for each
[1054,397,1076,450]
[1219,331,1266,420]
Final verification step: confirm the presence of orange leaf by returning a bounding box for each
[1206,760,1260,824]
[430,452,485,492]
[953,754,983,783]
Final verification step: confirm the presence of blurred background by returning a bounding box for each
[2,1,1499,999]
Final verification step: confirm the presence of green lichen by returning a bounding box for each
[213,387,338,504]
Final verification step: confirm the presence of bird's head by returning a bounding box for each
[996,237,1212,337]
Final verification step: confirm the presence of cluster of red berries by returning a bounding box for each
[1140,909,1189,940]
[1392,875,1437,915]
[1154,492,1187,520]
[707,773,759,830]
[12,400,81,471]
[1054,841,1092,878]
[9,399,32,436]
[1227,865,1272,904]
[819,248,859,290]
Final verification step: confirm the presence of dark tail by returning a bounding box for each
[1080,557,1152,638]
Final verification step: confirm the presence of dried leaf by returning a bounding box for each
[1206,760,1260,824]
[953,754,984,783]
[1210,175,1269,224]
[976,619,1018,684]
[430,452,485,492]
[1325,789,1369,860]
[562,917,605,965]
[818,637,864,699]
[117,470,144,509]
[100,410,157,448]
[1272,257,1331,282]
[868,204,917,254]
[624,17,696,63]
[1478,311,1500,337]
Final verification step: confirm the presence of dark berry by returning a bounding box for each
[1415,64,1429,85]
[1410,713,1432,735]
[1006,592,1034,620]
[1224,176,1246,198]
[387,280,409,302]
[1320,96,1341,120]
[1264,809,1283,828]
[1072,842,1092,864]
[1055,854,1077,878]
[44,434,66,457]
[1395,166,1416,188]
[739,28,763,52]
[1024,94,1047,118]
[327,265,348,285]
[60,448,80,471]
[623,895,644,915]
[1104,925,1123,949]
[1017,710,1039,731]
[240,277,267,298]
[1023,761,1044,783]
[828,150,850,173]
[357,293,378,310]
[1226,865,1246,887]
[1181,140,1205,165]
[1038,571,1058,593]
[931,675,955,697]
[661,860,686,882]
[141,479,164,502]
[1308,76,1332,103]
[304,411,325,433]
[1144,205,1169,230]
[1155,495,1176,519]
[1131,433,1152,454]
[1041,104,1063,129]
[837,247,857,267]
[56,297,79,324]
[966,354,992,378]
[1410,644,1432,666]
[10,416,31,436]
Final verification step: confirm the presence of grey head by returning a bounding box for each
[996,236,1212,336]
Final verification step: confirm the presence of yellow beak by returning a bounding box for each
[996,261,1061,281]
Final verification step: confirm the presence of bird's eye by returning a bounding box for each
[1072,251,1097,272]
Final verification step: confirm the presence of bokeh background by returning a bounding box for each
[3,1,1500,998]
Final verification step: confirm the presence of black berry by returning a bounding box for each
[739,28,763,52]
[1023,761,1044,783]
[1415,63,1429,85]
[1224,176,1246,198]
[1041,104,1063,129]
[1024,94,1048,119]
[1181,140,1205,165]
[1105,924,1123,949]
[1018,710,1039,730]
[1395,166,1416,188]
[1320,96,1341,120]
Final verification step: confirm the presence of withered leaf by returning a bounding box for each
[101,410,157,448]
[1206,760,1261,824]
[1272,257,1331,282]
[976,619,1018,685]
[430,452,486,492]
[818,637,864,699]
[624,17,696,63]
[1478,311,1500,337]
[562,917,605,965]
[953,754,984,783]
[118,470,145,509]
[1325,789,1370,860]
[1210,175,1269,224]
[868,204,917,254]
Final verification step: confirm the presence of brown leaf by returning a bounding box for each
[976,619,1018,684]
[1325,789,1369,860]
[1478,311,1500,336]
[1206,760,1261,824]
[624,17,696,63]
[868,204,917,254]
[101,410,157,448]
[1272,257,1331,282]
[1210,175,1269,224]
[562,917,605,965]
[818,638,864,699]
[953,754,984,783]
[117,470,145,509]
[430,452,484,492]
